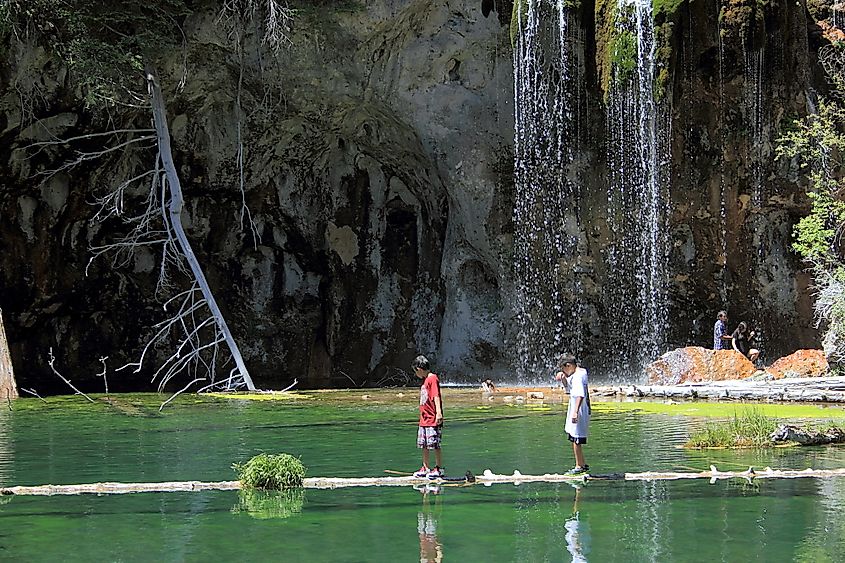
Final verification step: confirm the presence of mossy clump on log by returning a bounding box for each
[233,453,306,490]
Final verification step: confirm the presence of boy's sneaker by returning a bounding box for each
[413,466,430,478]
[427,466,444,479]
[565,466,588,476]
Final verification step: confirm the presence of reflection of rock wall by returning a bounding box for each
[0,0,827,390]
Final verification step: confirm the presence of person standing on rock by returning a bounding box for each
[713,311,732,350]
[555,354,590,475]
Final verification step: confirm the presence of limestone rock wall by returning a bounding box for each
[0,0,828,391]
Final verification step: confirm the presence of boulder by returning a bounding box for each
[766,350,829,379]
[646,347,757,385]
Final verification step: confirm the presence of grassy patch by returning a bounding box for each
[685,409,779,448]
[233,453,306,490]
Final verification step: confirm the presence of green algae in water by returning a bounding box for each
[592,400,845,419]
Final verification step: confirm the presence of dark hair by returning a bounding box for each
[557,353,577,368]
[411,355,430,370]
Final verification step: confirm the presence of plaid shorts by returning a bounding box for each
[417,426,442,449]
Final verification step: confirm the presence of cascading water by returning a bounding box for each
[512,0,583,380]
[604,0,670,373]
[745,46,766,209]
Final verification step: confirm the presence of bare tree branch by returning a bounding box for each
[47,348,94,403]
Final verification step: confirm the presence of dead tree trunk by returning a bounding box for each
[145,68,256,391]
[0,309,18,400]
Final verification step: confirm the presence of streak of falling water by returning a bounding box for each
[604,0,670,373]
[512,0,582,380]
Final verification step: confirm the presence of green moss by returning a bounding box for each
[651,0,685,22]
[510,0,529,48]
[594,0,618,97]
[609,29,637,85]
[592,401,845,419]
[233,453,307,490]
[3,0,190,109]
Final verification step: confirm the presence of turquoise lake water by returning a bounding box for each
[1,390,844,561]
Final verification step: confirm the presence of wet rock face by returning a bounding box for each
[0,0,513,390]
[0,0,828,391]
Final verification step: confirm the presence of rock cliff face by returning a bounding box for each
[0,0,829,391]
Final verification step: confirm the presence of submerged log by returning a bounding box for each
[5,466,845,495]
[0,309,18,400]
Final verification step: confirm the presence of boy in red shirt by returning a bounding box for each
[412,355,444,478]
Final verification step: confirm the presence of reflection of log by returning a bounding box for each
[770,424,845,445]
[594,376,845,403]
[6,466,845,495]
[0,310,18,400]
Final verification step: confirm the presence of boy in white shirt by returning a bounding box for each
[555,354,591,475]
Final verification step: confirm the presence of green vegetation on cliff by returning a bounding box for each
[609,29,637,85]
[0,0,189,107]
[778,43,845,363]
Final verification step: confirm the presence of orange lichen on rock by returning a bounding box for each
[766,349,829,379]
[646,346,756,385]
[817,19,845,43]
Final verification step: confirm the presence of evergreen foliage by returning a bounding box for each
[233,453,307,490]
[778,42,845,362]
[0,0,189,108]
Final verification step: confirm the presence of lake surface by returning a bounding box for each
[1,389,845,561]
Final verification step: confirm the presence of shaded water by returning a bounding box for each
[2,391,845,561]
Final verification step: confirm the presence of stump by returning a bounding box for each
[0,310,17,400]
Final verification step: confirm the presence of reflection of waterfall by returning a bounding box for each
[512,0,583,379]
[605,0,669,372]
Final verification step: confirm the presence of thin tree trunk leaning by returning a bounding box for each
[5,466,845,495]
[0,309,18,400]
[145,68,256,391]
[594,376,845,403]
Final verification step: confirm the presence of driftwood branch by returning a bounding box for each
[47,348,94,403]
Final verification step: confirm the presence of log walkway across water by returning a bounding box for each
[593,376,845,403]
[4,467,845,496]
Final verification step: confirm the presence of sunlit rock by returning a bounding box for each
[645,346,756,385]
[766,350,829,379]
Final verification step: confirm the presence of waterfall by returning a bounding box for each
[512,0,582,380]
[745,46,766,209]
[604,0,670,373]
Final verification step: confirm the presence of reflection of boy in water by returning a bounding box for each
[416,484,443,563]
[565,484,589,563]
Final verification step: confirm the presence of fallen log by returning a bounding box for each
[594,375,845,403]
[4,466,845,495]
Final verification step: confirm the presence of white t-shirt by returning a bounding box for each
[564,367,590,438]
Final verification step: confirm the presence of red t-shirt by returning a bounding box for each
[419,373,441,427]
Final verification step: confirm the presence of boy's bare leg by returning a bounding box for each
[422,449,431,469]
[434,448,442,469]
[573,443,586,468]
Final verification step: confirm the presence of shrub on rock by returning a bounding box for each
[233,453,306,490]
